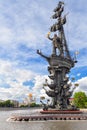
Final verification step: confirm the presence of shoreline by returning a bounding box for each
[0,107,42,111]
[0,107,87,112]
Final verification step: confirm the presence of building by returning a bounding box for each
[23,93,36,106]
[10,100,19,107]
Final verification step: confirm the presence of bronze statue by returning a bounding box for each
[47,32,63,56]
[37,1,77,110]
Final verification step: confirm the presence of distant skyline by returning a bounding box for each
[0,0,87,102]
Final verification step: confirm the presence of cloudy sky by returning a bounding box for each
[0,0,87,103]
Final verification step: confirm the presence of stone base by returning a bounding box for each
[40,110,82,114]
[8,109,87,122]
[8,112,87,121]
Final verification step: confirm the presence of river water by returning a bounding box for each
[0,108,87,130]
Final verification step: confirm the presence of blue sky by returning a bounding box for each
[0,0,87,102]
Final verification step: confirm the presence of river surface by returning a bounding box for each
[0,108,87,130]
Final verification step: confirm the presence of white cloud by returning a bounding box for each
[0,0,87,102]
[0,0,87,67]
[74,77,87,94]
[0,58,87,103]
[0,59,50,101]
[0,27,14,45]
[0,59,36,100]
[77,73,81,77]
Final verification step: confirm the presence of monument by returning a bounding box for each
[10,1,87,121]
[37,1,78,111]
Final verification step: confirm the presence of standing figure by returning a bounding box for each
[47,32,63,56]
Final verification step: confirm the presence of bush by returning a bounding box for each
[74,92,87,108]
[30,103,36,107]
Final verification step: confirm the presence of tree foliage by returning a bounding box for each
[0,100,14,107]
[74,92,87,108]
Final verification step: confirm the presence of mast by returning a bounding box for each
[50,1,71,59]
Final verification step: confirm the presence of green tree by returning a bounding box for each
[30,103,36,107]
[4,100,14,107]
[0,102,5,107]
[74,92,87,108]
[85,102,87,108]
